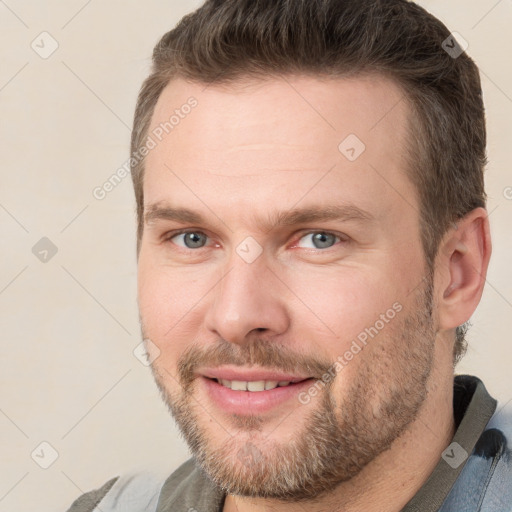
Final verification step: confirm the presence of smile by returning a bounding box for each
[201,375,315,415]
[213,378,297,391]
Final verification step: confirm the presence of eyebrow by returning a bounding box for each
[144,202,375,231]
[266,204,375,228]
[145,204,204,225]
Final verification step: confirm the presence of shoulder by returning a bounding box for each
[65,477,119,512]
[474,398,512,511]
[480,397,512,467]
[64,459,221,512]
[65,470,166,512]
[438,394,512,512]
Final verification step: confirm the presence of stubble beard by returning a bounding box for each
[147,276,436,502]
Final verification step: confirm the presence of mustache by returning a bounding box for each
[177,337,334,390]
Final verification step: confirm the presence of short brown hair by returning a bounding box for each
[131,0,487,364]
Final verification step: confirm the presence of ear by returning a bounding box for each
[435,207,492,331]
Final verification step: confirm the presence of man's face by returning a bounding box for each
[137,75,438,500]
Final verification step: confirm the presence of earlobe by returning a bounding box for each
[437,208,492,330]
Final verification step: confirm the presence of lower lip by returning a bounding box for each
[201,377,315,415]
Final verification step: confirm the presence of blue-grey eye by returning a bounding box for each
[173,232,208,249]
[297,232,339,249]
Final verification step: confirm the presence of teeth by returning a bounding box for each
[231,380,247,391]
[216,379,292,392]
[247,381,265,392]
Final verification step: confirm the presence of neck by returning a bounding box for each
[223,355,455,512]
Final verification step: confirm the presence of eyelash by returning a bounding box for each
[163,229,348,251]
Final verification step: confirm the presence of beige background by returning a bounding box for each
[0,1,511,510]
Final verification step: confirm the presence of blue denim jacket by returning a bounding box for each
[438,407,512,511]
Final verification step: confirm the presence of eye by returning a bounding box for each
[170,231,209,249]
[296,232,341,249]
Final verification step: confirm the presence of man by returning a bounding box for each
[67,0,512,510]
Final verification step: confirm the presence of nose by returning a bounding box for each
[204,252,290,344]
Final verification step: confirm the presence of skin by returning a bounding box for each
[137,74,491,512]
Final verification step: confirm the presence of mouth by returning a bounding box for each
[198,369,316,415]
[206,377,309,392]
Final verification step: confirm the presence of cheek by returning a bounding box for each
[137,258,212,364]
[289,266,401,349]
[296,271,411,403]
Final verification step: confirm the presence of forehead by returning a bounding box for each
[143,74,417,224]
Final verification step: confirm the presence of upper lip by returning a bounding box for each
[198,366,312,383]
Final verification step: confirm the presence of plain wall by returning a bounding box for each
[0,1,511,510]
